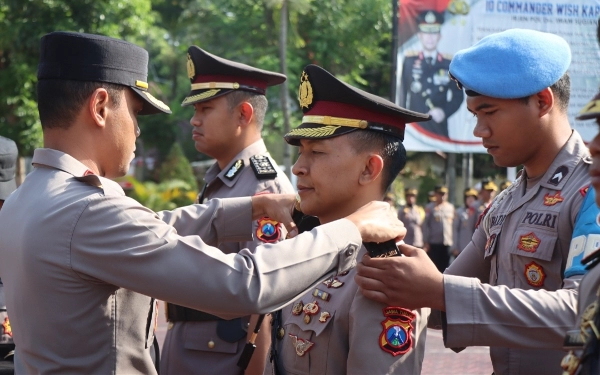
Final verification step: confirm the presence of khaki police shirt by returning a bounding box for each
[398,205,424,247]
[453,206,475,253]
[161,140,295,375]
[443,131,590,374]
[423,201,454,246]
[0,148,361,375]
[265,246,429,375]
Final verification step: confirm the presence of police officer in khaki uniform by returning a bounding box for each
[266,64,430,375]
[161,47,295,375]
[422,185,454,271]
[398,187,425,247]
[399,10,464,138]
[355,29,597,374]
[0,31,407,375]
[452,187,477,258]
[467,178,498,232]
[560,90,600,375]
[0,136,17,375]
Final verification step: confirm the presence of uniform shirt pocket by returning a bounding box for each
[509,209,559,262]
[183,321,239,354]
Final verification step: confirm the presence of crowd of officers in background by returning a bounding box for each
[395,179,512,271]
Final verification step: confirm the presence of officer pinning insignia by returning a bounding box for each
[323,276,344,288]
[312,288,331,301]
[544,192,564,206]
[250,155,277,180]
[284,65,429,145]
[379,307,415,356]
[524,261,546,287]
[182,46,286,107]
[549,165,569,186]
[291,300,304,316]
[225,159,244,180]
[255,217,281,243]
[518,232,541,253]
[319,311,331,323]
[288,333,315,357]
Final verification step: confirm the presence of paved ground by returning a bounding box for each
[156,301,493,374]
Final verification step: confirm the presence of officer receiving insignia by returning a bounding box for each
[399,10,464,138]
[161,46,295,375]
[266,64,430,375]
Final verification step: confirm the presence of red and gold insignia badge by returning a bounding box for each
[580,185,590,197]
[288,333,314,356]
[379,307,415,356]
[544,192,564,206]
[518,232,541,253]
[524,262,545,287]
[256,217,281,243]
[2,316,11,337]
[485,233,497,253]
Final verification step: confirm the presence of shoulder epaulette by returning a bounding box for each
[250,155,277,180]
[225,159,244,180]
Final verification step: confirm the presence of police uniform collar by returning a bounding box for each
[31,148,125,195]
[538,130,589,191]
[211,140,269,186]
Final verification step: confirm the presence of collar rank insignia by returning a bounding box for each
[289,333,314,356]
[548,165,569,186]
[256,217,281,243]
[250,155,277,180]
[379,307,415,356]
[544,192,564,206]
[524,261,545,287]
[225,159,244,180]
[518,232,541,253]
[2,316,11,337]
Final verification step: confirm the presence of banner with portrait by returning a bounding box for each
[395,0,600,152]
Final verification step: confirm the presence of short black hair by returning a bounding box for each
[225,91,268,131]
[346,130,406,193]
[517,72,570,112]
[37,79,125,130]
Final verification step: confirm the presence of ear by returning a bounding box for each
[237,101,254,127]
[89,88,111,128]
[358,153,384,186]
[534,87,554,117]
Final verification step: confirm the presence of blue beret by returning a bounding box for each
[449,29,571,99]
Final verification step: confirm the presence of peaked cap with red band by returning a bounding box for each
[284,65,430,145]
[182,46,286,106]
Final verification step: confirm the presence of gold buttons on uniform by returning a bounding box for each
[208,340,215,349]
[277,327,285,339]
[167,322,174,330]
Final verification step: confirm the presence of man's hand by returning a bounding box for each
[354,244,445,311]
[251,194,298,238]
[345,201,406,243]
[428,107,446,123]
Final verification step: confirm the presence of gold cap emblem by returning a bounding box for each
[298,71,313,109]
[425,11,436,24]
[187,53,195,79]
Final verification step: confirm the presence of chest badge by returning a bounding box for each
[544,192,564,206]
[302,301,320,324]
[291,300,304,316]
[256,217,281,243]
[2,316,11,337]
[225,159,244,180]
[319,311,331,323]
[518,232,541,253]
[288,333,314,356]
[323,276,344,288]
[524,261,545,287]
[379,307,415,356]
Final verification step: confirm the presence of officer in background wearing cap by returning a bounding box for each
[355,28,597,374]
[0,31,407,374]
[500,180,512,192]
[160,48,295,375]
[399,10,464,138]
[0,136,17,375]
[560,76,600,374]
[398,187,425,248]
[266,64,430,375]
[422,185,454,271]
[467,178,498,232]
[451,187,477,261]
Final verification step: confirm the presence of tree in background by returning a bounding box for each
[157,142,198,191]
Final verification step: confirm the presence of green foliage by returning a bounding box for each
[119,175,197,211]
[157,142,198,190]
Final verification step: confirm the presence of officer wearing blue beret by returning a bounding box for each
[399,10,464,138]
[355,28,599,374]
